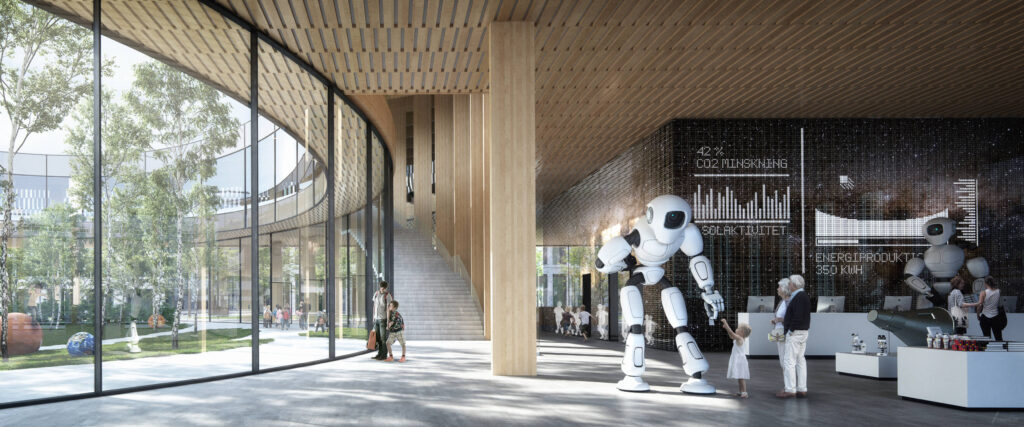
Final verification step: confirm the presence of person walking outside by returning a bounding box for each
[778,274,810,399]
[578,305,592,341]
[372,281,393,360]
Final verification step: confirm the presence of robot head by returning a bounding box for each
[645,195,692,243]
[923,217,957,245]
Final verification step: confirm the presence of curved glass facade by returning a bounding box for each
[0,0,391,407]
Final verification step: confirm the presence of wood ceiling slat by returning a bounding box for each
[28,0,1024,203]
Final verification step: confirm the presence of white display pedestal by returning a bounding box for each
[835,352,897,379]
[897,347,1024,408]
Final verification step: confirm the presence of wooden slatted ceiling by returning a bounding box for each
[33,0,1024,206]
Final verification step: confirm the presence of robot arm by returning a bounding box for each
[966,257,990,293]
[680,224,724,322]
[596,231,636,274]
[903,257,933,297]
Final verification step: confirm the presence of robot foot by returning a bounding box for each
[680,377,715,395]
[617,376,650,392]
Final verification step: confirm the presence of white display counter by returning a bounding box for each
[738,312,1024,357]
[738,313,907,356]
[835,352,897,379]
[898,347,1024,408]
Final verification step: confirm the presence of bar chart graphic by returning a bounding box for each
[954,178,979,246]
[692,185,791,223]
[814,209,949,247]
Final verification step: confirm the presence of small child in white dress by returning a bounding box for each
[721,319,752,398]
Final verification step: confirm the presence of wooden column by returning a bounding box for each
[488,21,536,376]
[469,93,488,336]
[434,95,454,259]
[413,95,433,238]
[452,95,472,277]
[389,98,409,227]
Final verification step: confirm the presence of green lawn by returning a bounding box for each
[1,328,268,371]
[40,323,191,346]
[298,327,368,340]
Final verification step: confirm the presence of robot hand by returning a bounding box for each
[904,275,933,297]
[701,289,724,323]
[596,260,626,275]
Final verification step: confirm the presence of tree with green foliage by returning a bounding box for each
[124,62,238,349]
[0,0,92,362]
[14,204,89,328]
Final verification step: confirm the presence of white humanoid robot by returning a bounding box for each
[904,217,988,308]
[596,195,725,394]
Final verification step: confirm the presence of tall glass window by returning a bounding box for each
[0,0,389,407]
[257,40,329,368]
[0,0,94,403]
[99,0,252,388]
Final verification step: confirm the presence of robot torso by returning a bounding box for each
[632,220,684,267]
[923,244,964,279]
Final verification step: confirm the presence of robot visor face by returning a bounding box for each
[927,224,944,236]
[664,211,686,229]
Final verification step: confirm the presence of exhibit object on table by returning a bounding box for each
[850,333,866,353]
[876,334,889,356]
[867,307,953,347]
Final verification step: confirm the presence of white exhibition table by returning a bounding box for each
[739,312,906,356]
[835,352,898,379]
[898,347,1024,408]
[738,312,1024,357]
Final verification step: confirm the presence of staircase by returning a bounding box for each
[393,224,485,340]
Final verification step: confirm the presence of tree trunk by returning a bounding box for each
[171,214,183,349]
[1,149,15,361]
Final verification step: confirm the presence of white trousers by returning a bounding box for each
[783,330,808,393]
[776,340,787,370]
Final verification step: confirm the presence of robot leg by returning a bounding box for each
[617,279,649,392]
[661,284,715,395]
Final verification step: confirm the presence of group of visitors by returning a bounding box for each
[949,275,1007,340]
[721,274,811,399]
[262,304,301,330]
[553,305,592,341]
[371,281,408,362]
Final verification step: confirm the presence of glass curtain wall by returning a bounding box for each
[0,0,388,408]
[335,99,369,353]
[0,0,94,404]
[257,40,329,369]
[100,1,253,388]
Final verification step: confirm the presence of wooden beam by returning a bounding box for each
[433,94,455,260]
[413,95,433,238]
[469,92,487,331]
[452,94,472,278]
[488,21,536,376]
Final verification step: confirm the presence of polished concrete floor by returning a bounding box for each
[1,333,1021,426]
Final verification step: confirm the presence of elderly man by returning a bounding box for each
[778,274,810,398]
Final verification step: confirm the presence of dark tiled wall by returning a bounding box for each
[541,118,1024,352]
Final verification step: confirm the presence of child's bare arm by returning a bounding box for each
[719,319,741,341]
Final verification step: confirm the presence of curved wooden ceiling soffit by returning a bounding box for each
[30,1,1024,207]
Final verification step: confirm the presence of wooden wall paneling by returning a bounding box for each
[388,98,409,227]
[413,95,433,238]
[434,95,455,261]
[469,93,486,331]
[481,92,490,341]
[488,22,535,376]
[452,95,472,278]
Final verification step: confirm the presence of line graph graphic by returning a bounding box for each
[692,184,791,224]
